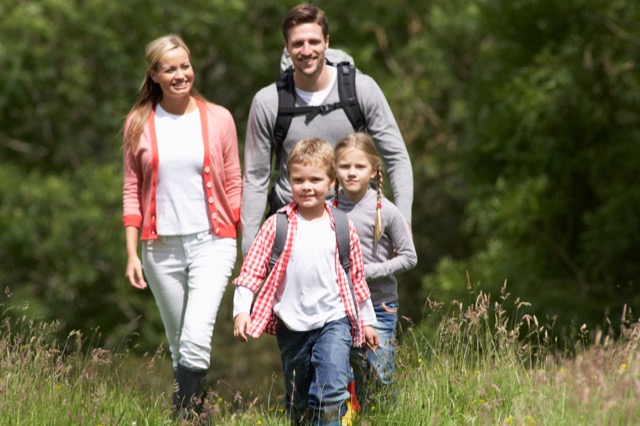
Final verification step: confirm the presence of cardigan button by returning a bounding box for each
[208,197,214,204]
[206,181,213,188]
[204,166,211,173]
[211,212,218,220]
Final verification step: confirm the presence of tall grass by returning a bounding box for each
[2,282,640,425]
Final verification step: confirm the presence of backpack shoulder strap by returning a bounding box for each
[270,208,350,273]
[331,206,351,274]
[331,206,360,324]
[273,67,296,166]
[336,62,366,132]
[269,211,288,272]
[274,62,367,153]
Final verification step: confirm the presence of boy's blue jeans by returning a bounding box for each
[350,302,398,407]
[276,316,351,426]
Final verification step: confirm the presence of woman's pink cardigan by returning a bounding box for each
[122,99,242,240]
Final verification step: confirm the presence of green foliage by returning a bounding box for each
[423,0,640,333]
[0,163,164,350]
[1,0,640,394]
[4,288,640,425]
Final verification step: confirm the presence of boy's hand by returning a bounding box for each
[364,325,379,352]
[234,313,251,342]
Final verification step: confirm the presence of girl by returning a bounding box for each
[122,34,241,418]
[333,132,418,409]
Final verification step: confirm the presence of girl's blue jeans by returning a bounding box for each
[349,302,398,408]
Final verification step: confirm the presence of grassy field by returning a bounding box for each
[2,284,639,425]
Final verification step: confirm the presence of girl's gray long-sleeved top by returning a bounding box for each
[241,65,414,254]
[336,188,417,305]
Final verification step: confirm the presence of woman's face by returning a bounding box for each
[150,47,194,99]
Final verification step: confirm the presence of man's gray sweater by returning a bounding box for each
[241,66,414,254]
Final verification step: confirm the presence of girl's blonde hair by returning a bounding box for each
[287,137,336,181]
[334,132,384,244]
[123,34,204,153]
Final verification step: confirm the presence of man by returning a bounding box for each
[241,2,413,254]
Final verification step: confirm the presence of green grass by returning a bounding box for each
[2,284,640,425]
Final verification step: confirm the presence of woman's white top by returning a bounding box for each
[155,104,209,236]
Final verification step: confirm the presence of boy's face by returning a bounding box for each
[289,162,334,216]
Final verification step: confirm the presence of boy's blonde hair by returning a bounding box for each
[287,137,336,181]
[334,132,384,244]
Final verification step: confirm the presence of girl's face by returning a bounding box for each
[336,147,377,202]
[150,47,194,100]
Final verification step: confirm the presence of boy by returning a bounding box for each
[233,137,379,425]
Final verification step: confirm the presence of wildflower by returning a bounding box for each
[524,415,536,425]
[505,415,513,425]
[278,408,285,413]
[621,363,628,371]
[218,396,223,402]
[56,384,63,390]
[418,358,423,365]
[257,421,263,425]
[474,370,480,376]
[371,405,376,412]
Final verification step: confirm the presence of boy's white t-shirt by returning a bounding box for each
[154,104,209,235]
[232,209,377,327]
[273,213,346,331]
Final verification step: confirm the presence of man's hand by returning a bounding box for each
[234,313,252,342]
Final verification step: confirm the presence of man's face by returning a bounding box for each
[285,22,329,81]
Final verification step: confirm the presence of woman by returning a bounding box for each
[122,34,241,417]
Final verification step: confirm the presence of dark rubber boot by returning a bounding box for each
[173,364,208,419]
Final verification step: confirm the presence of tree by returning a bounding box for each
[425,0,640,333]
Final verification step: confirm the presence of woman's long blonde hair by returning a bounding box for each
[123,34,204,153]
[334,132,384,245]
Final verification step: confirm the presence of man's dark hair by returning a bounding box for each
[281,3,329,41]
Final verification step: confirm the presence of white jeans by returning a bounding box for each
[142,231,236,370]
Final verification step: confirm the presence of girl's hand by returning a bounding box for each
[125,255,147,289]
[234,313,251,342]
[364,325,379,351]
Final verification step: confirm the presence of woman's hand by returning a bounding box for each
[125,255,147,289]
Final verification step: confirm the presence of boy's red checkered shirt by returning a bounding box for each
[233,202,370,346]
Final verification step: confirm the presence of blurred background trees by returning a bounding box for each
[1,0,639,390]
